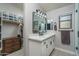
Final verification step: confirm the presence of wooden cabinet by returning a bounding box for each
[1,37,22,55]
[29,35,55,56]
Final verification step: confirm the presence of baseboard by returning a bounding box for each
[55,47,75,55]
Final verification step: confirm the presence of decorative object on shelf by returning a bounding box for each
[13,14,17,21]
[59,14,72,29]
[9,13,13,20]
[54,22,57,31]
[17,16,23,46]
[2,11,8,20]
[0,10,23,24]
[18,16,23,23]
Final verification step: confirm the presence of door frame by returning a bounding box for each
[75,3,79,56]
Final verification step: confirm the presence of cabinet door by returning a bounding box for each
[42,36,55,56]
[46,36,55,56]
[52,36,55,49]
[49,37,53,53]
[46,38,51,56]
[47,38,53,56]
[42,40,47,56]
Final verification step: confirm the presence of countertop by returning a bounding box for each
[28,30,55,42]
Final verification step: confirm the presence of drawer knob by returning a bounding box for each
[44,42,46,44]
[46,44,48,48]
[76,47,78,50]
[50,41,52,45]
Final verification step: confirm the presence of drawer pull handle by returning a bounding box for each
[50,41,52,45]
[46,44,48,48]
[44,42,46,44]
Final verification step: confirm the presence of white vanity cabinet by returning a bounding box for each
[42,36,55,56]
[29,34,55,56]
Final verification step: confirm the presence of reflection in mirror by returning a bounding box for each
[47,19,53,30]
[54,22,57,31]
[32,11,47,35]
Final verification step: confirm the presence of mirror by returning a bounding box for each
[59,14,72,29]
[32,12,47,34]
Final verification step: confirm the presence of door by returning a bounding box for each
[75,3,79,55]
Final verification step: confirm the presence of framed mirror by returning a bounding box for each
[32,12,47,33]
[59,14,72,29]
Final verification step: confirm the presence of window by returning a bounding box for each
[59,14,72,29]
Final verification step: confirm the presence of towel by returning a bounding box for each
[61,31,70,45]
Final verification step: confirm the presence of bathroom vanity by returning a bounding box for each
[28,31,55,56]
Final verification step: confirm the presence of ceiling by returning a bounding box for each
[39,3,74,12]
[10,3,23,10]
[10,3,74,12]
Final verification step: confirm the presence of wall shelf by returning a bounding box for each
[2,19,21,25]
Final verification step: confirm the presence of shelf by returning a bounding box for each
[2,36,23,41]
[2,19,21,25]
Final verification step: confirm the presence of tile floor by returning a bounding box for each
[51,49,75,56]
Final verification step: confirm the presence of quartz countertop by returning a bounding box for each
[28,30,55,42]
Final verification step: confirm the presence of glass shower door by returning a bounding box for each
[75,3,79,56]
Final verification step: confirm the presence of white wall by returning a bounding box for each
[24,3,40,56]
[47,4,75,53]
[1,3,24,56]
[0,3,23,16]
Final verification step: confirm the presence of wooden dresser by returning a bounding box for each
[1,37,22,56]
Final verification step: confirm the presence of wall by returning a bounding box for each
[24,3,40,56]
[1,3,24,56]
[74,3,79,55]
[47,4,75,54]
[0,3,23,16]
